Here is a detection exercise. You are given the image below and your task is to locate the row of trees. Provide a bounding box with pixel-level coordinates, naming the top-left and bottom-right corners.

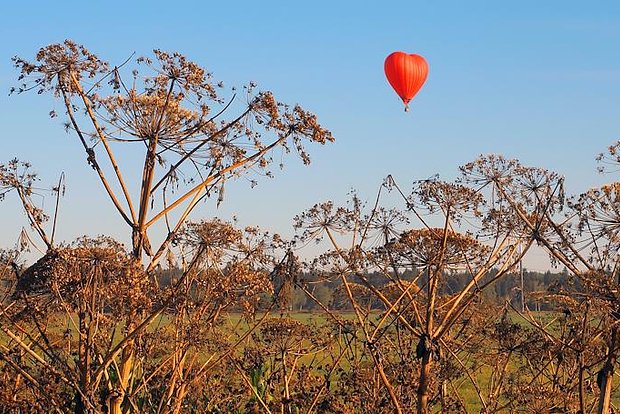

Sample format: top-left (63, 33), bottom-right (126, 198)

top-left (285, 268), bottom-right (573, 312)
top-left (1, 41), bottom-right (620, 413)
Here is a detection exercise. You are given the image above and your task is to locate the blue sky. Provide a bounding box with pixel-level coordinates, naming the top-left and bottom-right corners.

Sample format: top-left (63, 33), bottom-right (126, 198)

top-left (1, 1), bottom-right (619, 269)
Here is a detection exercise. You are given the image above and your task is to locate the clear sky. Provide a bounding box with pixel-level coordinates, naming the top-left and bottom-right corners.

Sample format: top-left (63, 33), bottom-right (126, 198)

top-left (1, 1), bottom-right (619, 270)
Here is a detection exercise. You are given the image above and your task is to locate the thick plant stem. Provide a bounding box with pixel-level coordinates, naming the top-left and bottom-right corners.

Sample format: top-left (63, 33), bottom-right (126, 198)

top-left (597, 327), bottom-right (618, 414)
top-left (578, 352), bottom-right (586, 414)
top-left (109, 323), bottom-right (135, 414)
top-left (417, 351), bottom-right (432, 414)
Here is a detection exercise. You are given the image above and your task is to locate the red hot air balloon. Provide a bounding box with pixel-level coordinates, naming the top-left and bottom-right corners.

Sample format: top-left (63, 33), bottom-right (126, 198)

top-left (384, 52), bottom-right (429, 112)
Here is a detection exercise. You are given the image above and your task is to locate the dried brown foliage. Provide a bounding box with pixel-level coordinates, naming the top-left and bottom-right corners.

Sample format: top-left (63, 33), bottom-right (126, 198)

top-left (4, 40), bottom-right (620, 414)
top-left (3, 40), bottom-right (335, 414)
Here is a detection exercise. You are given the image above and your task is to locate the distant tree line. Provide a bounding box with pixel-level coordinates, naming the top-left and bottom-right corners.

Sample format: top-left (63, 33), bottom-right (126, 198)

top-left (71, 265), bottom-right (577, 314)
top-left (283, 267), bottom-right (576, 312)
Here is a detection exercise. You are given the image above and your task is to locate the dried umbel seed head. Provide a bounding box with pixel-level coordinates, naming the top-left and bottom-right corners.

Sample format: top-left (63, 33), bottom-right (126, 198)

top-left (12, 40), bottom-right (108, 96)
top-left (391, 228), bottom-right (490, 270)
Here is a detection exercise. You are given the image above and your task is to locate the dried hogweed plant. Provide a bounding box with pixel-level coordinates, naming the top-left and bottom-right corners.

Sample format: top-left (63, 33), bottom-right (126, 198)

top-left (3, 40), bottom-right (333, 414)
top-left (12, 40), bottom-right (333, 265)
top-left (289, 156), bottom-right (572, 413)
top-left (460, 149), bottom-right (620, 413)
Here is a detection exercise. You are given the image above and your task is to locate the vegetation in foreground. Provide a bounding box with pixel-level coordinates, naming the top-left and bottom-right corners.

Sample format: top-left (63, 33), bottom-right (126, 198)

top-left (2, 41), bottom-right (620, 413)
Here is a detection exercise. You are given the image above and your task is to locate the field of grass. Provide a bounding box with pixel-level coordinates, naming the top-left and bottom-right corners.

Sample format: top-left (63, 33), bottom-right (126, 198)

top-left (2, 309), bottom-right (620, 412)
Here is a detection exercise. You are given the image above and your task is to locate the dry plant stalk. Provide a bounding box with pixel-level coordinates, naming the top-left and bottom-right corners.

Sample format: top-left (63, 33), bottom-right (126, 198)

top-left (2, 40), bottom-right (333, 414)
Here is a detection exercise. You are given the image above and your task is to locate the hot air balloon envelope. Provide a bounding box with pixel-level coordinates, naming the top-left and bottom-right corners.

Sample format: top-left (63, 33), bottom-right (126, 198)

top-left (384, 52), bottom-right (429, 111)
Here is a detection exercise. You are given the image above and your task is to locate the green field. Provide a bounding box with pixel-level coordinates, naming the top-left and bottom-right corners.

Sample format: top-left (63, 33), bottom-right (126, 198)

top-left (2, 309), bottom-right (619, 412)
